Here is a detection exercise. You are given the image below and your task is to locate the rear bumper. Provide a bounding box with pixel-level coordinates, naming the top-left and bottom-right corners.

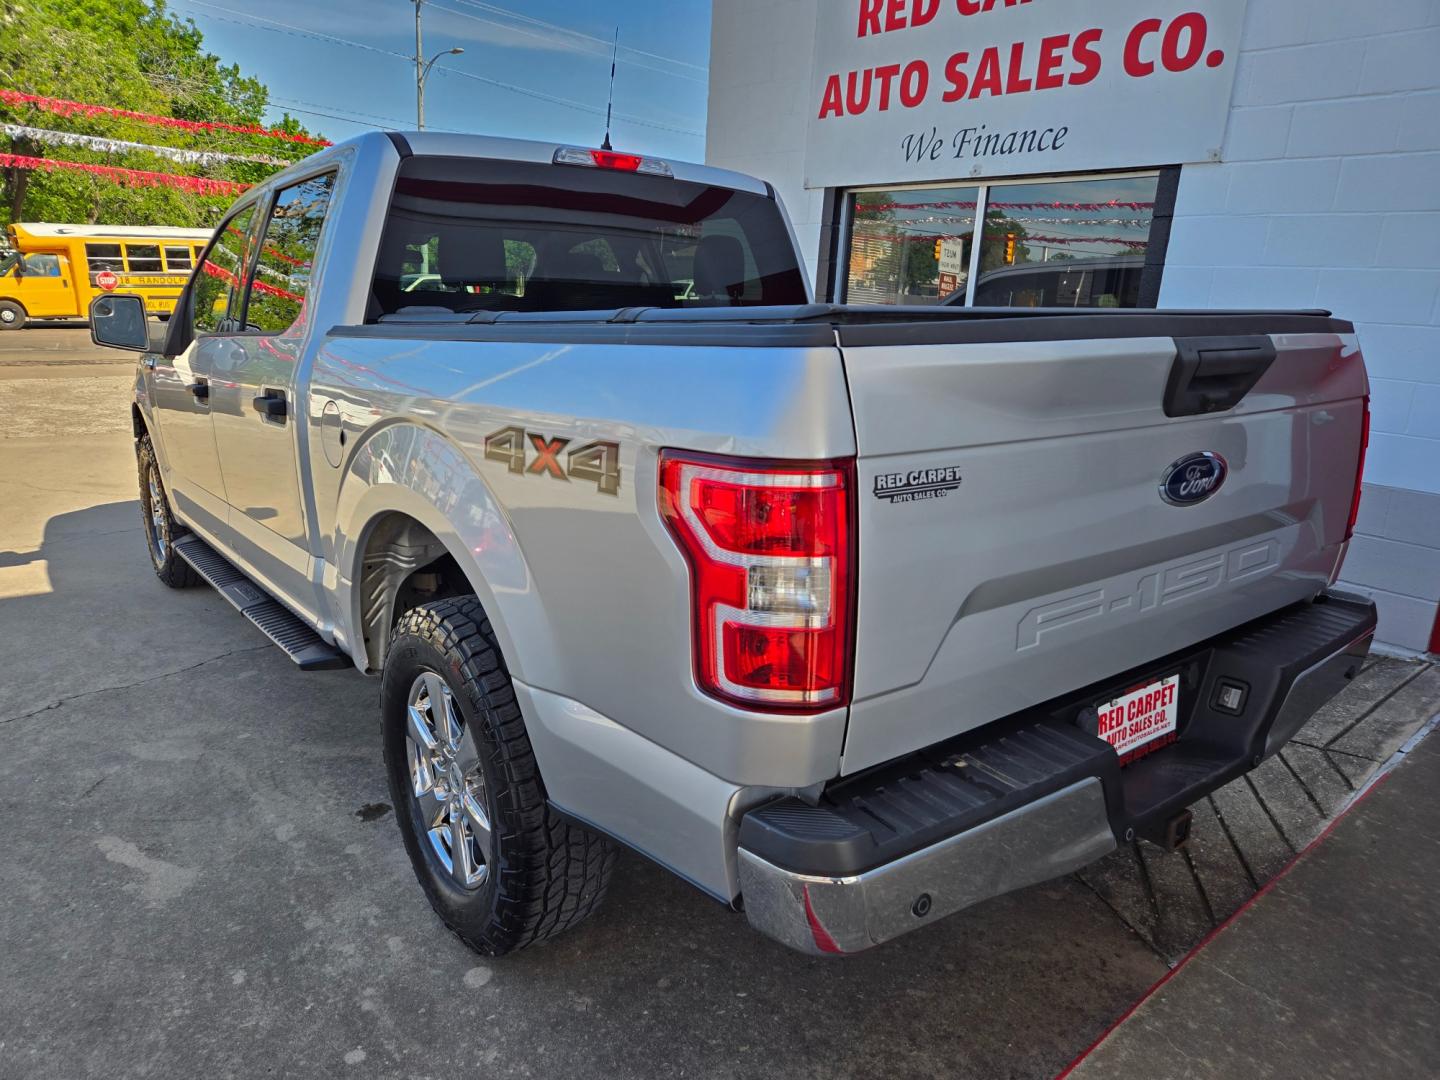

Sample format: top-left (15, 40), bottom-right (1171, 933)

top-left (737, 592), bottom-right (1376, 955)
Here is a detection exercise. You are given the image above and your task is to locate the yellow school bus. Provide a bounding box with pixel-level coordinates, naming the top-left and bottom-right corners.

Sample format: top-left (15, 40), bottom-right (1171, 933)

top-left (0, 223), bottom-right (214, 329)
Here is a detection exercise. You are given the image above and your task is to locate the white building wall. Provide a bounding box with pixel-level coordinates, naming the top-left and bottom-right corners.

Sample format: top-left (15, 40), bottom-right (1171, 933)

top-left (707, 0), bottom-right (1440, 651)
top-left (707, 0), bottom-right (824, 283)
top-left (1158, 1), bottom-right (1440, 651)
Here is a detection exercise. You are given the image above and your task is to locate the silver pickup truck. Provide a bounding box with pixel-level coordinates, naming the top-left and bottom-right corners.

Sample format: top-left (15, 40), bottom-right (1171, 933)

top-left (91, 132), bottom-right (1376, 957)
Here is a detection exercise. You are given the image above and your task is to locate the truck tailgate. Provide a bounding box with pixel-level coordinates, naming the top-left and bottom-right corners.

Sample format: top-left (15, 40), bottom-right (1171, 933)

top-left (840, 322), bottom-right (1366, 773)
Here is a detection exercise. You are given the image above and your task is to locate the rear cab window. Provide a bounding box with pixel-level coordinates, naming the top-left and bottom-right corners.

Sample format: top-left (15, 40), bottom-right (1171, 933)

top-left (369, 156), bottom-right (807, 319)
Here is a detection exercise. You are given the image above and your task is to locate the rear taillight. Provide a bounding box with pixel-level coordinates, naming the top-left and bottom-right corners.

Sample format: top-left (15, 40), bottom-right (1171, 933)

top-left (1345, 395), bottom-right (1370, 541)
top-left (659, 451), bottom-right (854, 712)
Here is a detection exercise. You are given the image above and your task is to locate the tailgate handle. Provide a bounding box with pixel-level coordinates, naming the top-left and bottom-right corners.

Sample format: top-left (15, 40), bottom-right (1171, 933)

top-left (1164, 336), bottom-right (1277, 418)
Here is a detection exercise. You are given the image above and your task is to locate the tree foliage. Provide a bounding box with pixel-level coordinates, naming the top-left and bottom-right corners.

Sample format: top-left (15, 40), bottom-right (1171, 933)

top-left (0, 0), bottom-right (320, 230)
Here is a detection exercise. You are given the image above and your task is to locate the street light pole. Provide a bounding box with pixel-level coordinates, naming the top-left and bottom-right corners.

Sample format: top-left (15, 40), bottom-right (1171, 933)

top-left (414, 0), bottom-right (424, 129)
top-left (412, 0), bottom-right (463, 130)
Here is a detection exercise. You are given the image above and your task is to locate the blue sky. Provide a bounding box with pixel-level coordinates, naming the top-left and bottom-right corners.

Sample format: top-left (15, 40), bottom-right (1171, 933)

top-left (168, 0), bottom-right (712, 159)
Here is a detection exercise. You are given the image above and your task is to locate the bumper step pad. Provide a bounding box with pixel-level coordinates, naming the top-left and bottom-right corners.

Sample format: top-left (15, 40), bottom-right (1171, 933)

top-left (173, 535), bottom-right (348, 671)
top-left (741, 593), bottom-right (1377, 881)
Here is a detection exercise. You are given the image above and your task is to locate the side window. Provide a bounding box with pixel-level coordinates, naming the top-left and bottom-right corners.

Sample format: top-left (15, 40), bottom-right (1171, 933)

top-left (126, 244), bottom-right (163, 273)
top-left (243, 172), bottom-right (336, 334)
top-left (193, 206), bottom-right (255, 336)
top-left (163, 246), bottom-right (193, 272)
top-left (85, 243), bottom-right (122, 273)
top-left (22, 253), bottom-right (62, 277)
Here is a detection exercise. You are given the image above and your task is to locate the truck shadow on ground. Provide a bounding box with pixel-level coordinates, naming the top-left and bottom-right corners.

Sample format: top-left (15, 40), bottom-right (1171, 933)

top-left (7, 499), bottom-right (1431, 1078)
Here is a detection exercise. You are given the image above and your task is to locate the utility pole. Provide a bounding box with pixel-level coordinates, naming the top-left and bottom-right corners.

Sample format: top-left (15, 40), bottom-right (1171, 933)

top-left (414, 0), bottom-right (424, 130)
top-left (412, 0), bottom-right (463, 131)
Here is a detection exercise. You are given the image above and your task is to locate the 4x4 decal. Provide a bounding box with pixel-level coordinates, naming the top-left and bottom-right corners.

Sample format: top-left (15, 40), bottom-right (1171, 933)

top-left (483, 425), bottom-right (621, 496)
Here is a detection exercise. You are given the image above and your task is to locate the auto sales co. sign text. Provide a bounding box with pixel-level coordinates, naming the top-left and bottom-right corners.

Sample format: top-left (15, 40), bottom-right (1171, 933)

top-left (804, 0), bottom-right (1249, 187)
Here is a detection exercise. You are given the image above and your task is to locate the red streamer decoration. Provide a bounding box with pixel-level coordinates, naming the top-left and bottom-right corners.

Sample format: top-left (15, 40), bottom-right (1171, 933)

top-left (863, 199), bottom-right (1155, 213)
top-left (202, 258), bottom-right (304, 303)
top-left (0, 152), bottom-right (251, 196)
top-left (0, 89), bottom-right (331, 146)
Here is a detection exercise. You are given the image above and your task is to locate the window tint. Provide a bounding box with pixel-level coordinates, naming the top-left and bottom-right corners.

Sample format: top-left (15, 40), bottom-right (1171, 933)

top-left (370, 156), bottom-right (807, 319)
top-left (85, 243), bottom-right (122, 274)
top-left (193, 206), bottom-right (255, 336)
top-left (973, 176), bottom-right (1158, 309)
top-left (126, 244), bottom-right (162, 273)
top-left (163, 245), bottom-right (193, 271)
top-left (244, 172), bottom-right (336, 334)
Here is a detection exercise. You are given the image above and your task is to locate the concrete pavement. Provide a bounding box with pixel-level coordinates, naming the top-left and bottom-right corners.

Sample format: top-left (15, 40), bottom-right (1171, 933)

top-left (0, 327), bottom-right (1435, 1079)
top-left (1065, 723), bottom-right (1440, 1079)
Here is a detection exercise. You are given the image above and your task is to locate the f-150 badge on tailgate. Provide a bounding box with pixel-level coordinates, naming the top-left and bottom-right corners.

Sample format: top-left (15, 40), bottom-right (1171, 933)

top-left (873, 465), bottom-right (963, 504)
top-left (1160, 452), bottom-right (1227, 506)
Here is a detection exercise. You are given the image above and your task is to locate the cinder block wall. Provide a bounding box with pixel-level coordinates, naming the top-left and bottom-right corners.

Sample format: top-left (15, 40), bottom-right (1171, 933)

top-left (708, 1), bottom-right (1440, 653)
top-left (1159, 2), bottom-right (1440, 652)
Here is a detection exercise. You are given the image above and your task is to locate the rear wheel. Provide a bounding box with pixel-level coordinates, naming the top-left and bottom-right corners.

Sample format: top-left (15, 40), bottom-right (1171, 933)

top-left (0, 300), bottom-right (26, 330)
top-left (381, 597), bottom-right (615, 956)
top-left (136, 434), bottom-right (200, 588)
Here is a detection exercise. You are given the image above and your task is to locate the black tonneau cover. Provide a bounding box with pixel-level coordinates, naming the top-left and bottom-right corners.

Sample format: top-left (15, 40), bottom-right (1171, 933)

top-left (336, 304), bottom-right (1353, 349)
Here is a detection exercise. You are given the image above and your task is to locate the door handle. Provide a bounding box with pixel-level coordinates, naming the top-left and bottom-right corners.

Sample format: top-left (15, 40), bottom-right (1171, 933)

top-left (253, 391), bottom-right (287, 420)
top-left (188, 380), bottom-right (209, 401)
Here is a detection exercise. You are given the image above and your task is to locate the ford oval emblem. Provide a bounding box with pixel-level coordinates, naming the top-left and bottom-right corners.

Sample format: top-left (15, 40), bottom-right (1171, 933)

top-left (1160, 452), bottom-right (1228, 506)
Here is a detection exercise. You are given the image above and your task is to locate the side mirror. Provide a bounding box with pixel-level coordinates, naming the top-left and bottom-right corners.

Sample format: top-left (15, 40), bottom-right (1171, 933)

top-left (90, 295), bottom-right (149, 352)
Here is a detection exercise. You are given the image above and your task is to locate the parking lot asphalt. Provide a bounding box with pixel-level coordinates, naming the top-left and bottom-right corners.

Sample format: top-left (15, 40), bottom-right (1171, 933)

top-left (0, 328), bottom-right (1435, 1079)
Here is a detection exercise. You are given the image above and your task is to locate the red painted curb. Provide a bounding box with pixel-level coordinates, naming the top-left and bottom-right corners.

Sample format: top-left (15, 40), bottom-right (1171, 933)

top-left (1053, 771), bottom-right (1395, 1079)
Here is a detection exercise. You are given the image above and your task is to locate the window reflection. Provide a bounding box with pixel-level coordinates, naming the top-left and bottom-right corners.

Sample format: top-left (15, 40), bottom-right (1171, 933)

top-left (846, 186), bottom-right (978, 306)
top-left (845, 173), bottom-right (1160, 309)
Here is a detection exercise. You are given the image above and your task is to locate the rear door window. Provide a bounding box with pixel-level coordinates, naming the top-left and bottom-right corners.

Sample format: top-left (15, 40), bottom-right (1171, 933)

top-left (241, 171), bottom-right (337, 334)
top-left (370, 156), bottom-right (807, 318)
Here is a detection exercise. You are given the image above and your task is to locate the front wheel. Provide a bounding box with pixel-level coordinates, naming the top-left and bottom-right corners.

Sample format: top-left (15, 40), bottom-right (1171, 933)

top-left (136, 434), bottom-right (200, 588)
top-left (0, 300), bottom-right (26, 330)
top-left (381, 597), bottom-right (615, 956)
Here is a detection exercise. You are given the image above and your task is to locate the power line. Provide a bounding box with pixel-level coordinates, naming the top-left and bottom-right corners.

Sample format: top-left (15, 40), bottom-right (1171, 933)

top-left (429, 0), bottom-right (706, 84)
top-left (172, 0), bottom-right (701, 137)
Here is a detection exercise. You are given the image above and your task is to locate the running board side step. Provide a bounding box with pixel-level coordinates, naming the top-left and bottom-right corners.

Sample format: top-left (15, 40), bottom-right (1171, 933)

top-left (173, 535), bottom-right (349, 671)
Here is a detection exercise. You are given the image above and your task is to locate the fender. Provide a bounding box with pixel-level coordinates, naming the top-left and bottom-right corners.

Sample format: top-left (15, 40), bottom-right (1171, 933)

top-left (329, 421), bottom-right (543, 681)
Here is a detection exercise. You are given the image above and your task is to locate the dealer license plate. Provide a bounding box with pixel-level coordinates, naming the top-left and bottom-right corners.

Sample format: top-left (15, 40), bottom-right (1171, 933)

top-left (1095, 673), bottom-right (1180, 765)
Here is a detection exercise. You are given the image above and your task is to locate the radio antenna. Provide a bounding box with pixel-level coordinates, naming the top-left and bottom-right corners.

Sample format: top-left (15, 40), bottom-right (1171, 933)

top-left (601, 27), bottom-right (618, 151)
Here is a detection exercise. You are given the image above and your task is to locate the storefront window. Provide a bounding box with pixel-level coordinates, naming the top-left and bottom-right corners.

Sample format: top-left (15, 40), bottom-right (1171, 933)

top-left (846, 185), bottom-right (978, 306)
top-left (844, 173), bottom-right (1160, 309)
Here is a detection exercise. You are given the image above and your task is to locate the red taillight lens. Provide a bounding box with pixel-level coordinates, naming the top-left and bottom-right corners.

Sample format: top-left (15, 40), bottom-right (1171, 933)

top-left (659, 452), bottom-right (854, 712)
top-left (1345, 395), bottom-right (1370, 541)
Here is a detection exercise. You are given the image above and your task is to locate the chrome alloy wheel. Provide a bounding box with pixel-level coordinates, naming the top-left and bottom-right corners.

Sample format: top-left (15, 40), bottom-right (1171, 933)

top-left (406, 672), bottom-right (492, 889)
top-left (143, 463), bottom-right (169, 562)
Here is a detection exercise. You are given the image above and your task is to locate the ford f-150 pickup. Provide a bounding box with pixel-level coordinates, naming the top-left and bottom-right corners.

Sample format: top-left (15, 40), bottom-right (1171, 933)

top-left (90, 131), bottom-right (1376, 957)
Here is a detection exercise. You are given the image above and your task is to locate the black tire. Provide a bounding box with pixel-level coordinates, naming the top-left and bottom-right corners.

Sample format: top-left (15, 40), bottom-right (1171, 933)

top-left (136, 434), bottom-right (200, 588)
top-left (382, 597), bottom-right (615, 956)
top-left (0, 299), bottom-right (26, 330)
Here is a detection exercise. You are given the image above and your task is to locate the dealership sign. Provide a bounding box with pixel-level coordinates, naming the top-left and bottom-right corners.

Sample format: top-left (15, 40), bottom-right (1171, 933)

top-left (805, 0), bottom-right (1249, 188)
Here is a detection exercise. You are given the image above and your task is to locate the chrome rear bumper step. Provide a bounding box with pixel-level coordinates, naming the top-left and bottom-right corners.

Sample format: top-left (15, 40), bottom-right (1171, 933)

top-left (173, 535), bottom-right (348, 671)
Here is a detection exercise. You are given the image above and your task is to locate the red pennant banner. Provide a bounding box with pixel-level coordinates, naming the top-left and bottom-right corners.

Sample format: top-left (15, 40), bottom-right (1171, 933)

top-left (0, 89), bottom-right (331, 146)
top-left (0, 152), bottom-right (252, 196)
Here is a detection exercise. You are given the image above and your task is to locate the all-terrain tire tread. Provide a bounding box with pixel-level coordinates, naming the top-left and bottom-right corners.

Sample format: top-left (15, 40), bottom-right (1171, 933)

top-left (389, 597), bottom-right (616, 954)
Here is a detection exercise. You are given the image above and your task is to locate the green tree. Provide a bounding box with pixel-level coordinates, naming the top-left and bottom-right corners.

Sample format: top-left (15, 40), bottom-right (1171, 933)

top-left (0, 0), bottom-right (319, 228)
